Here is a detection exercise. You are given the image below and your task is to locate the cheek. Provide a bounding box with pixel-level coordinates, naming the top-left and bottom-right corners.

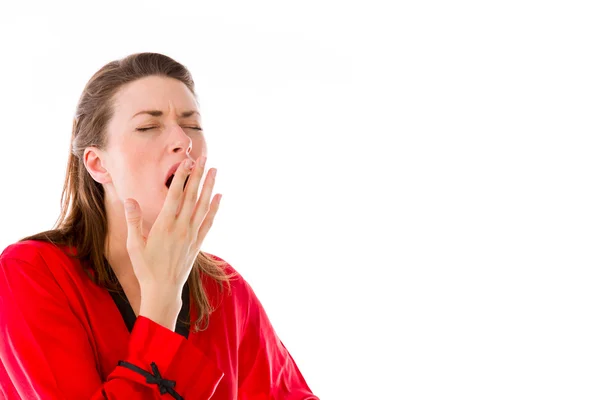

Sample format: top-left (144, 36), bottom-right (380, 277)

top-left (117, 158), bottom-right (153, 194)
top-left (190, 138), bottom-right (207, 159)
top-left (121, 147), bottom-right (152, 174)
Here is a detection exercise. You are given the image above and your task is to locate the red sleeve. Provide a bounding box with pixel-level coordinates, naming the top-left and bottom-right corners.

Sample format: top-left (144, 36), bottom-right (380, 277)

top-left (0, 255), bottom-right (224, 399)
top-left (237, 277), bottom-right (319, 400)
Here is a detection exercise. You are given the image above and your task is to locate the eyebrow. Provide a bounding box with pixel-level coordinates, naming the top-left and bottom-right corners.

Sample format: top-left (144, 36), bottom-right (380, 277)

top-left (131, 110), bottom-right (200, 119)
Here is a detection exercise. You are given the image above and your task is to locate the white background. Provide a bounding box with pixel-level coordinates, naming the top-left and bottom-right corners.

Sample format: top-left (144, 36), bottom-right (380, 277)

top-left (0, 1), bottom-right (599, 399)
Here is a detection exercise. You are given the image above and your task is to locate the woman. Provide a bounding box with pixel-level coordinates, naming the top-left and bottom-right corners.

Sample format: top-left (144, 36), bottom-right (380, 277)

top-left (0, 52), bottom-right (318, 399)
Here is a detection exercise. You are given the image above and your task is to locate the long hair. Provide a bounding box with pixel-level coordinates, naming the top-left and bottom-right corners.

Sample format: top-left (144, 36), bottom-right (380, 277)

top-left (19, 52), bottom-right (236, 333)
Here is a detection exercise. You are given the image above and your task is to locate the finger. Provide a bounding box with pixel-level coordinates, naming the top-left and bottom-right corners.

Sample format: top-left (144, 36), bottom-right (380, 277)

top-left (123, 198), bottom-right (144, 254)
top-left (177, 155), bottom-right (207, 223)
top-left (161, 158), bottom-right (195, 221)
top-left (195, 194), bottom-right (222, 244)
top-left (191, 167), bottom-right (217, 230)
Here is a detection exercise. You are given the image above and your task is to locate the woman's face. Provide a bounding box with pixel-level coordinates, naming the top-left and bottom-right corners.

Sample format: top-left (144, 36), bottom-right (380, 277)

top-left (85, 75), bottom-right (207, 233)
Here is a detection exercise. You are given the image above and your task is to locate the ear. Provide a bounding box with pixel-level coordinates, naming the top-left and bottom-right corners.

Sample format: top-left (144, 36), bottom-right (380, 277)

top-left (83, 147), bottom-right (111, 184)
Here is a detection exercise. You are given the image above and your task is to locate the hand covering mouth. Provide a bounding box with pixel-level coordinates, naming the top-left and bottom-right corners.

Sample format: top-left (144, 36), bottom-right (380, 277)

top-left (165, 161), bottom-right (192, 190)
top-left (165, 173), bottom-right (190, 190)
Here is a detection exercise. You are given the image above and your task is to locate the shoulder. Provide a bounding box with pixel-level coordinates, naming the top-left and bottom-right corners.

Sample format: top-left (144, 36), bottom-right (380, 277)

top-left (0, 241), bottom-right (71, 306)
top-left (0, 240), bottom-right (67, 266)
top-left (0, 239), bottom-right (80, 286)
top-left (201, 251), bottom-right (255, 304)
top-left (202, 251), bottom-right (243, 281)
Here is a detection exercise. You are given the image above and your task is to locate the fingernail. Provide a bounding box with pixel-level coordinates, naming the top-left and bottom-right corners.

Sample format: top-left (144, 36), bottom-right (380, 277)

top-left (185, 159), bottom-right (194, 169)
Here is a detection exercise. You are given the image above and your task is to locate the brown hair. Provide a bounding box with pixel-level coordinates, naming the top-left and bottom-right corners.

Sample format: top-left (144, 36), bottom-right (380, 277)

top-left (19, 52), bottom-right (236, 333)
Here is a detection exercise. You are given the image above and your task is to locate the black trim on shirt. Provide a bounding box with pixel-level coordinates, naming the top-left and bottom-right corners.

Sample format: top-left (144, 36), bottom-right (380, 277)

top-left (104, 256), bottom-right (190, 339)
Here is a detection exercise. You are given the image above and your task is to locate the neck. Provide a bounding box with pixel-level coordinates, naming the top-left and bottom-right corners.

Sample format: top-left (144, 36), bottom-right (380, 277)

top-left (103, 195), bottom-right (143, 315)
top-left (104, 194), bottom-right (138, 285)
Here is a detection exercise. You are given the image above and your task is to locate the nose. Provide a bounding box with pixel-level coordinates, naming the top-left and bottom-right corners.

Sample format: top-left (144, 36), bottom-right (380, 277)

top-left (168, 125), bottom-right (193, 155)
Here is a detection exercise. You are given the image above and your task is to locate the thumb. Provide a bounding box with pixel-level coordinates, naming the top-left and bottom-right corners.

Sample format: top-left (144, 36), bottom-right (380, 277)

top-left (124, 199), bottom-right (144, 251)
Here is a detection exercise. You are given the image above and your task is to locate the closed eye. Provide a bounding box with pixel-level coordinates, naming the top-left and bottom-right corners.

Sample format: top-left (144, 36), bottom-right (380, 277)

top-left (136, 126), bottom-right (203, 132)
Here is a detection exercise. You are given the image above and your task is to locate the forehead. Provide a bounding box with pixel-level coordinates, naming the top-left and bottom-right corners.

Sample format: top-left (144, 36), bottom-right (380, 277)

top-left (112, 75), bottom-right (198, 118)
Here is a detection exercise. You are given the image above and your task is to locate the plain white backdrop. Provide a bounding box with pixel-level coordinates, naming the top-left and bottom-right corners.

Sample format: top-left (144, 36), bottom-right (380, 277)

top-left (0, 1), bottom-right (599, 399)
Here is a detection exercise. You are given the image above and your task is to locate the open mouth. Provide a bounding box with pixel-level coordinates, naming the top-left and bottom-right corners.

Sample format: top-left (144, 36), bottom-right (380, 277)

top-left (165, 174), bottom-right (190, 190)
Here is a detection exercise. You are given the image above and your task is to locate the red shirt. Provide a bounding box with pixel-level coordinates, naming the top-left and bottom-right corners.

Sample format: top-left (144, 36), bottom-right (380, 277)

top-left (0, 240), bottom-right (318, 399)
